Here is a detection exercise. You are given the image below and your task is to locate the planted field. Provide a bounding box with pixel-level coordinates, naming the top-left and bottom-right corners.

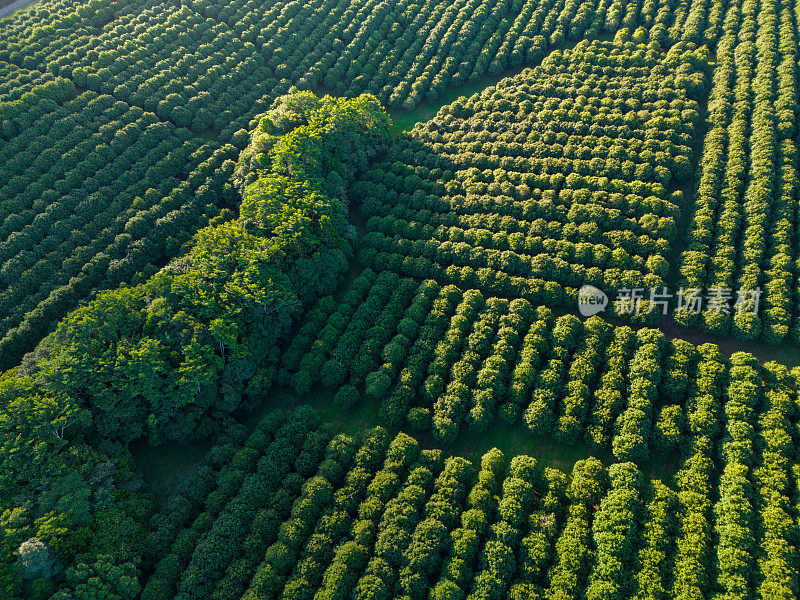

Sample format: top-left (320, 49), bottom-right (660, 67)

top-left (357, 40), bottom-right (704, 322)
top-left (0, 0), bottom-right (643, 144)
top-left (2, 0), bottom-right (800, 598)
top-left (135, 388), bottom-right (799, 600)
top-left (0, 87), bottom-right (237, 367)
top-left (279, 270), bottom-right (795, 470)
top-left (677, 0), bottom-right (800, 343)
top-left (0, 0), bottom-right (775, 363)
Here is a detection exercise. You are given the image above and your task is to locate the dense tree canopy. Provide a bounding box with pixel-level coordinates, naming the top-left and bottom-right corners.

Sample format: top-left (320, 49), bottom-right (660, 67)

top-left (1, 92), bottom-right (390, 445)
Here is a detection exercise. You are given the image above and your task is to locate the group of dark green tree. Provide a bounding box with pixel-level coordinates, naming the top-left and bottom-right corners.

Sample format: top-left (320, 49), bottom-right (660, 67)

top-left (677, 0), bottom-right (800, 344)
top-left (0, 0), bottom-right (777, 373)
top-left (133, 389), bottom-right (800, 600)
top-left (0, 92), bottom-right (390, 598)
top-left (355, 39), bottom-right (707, 323)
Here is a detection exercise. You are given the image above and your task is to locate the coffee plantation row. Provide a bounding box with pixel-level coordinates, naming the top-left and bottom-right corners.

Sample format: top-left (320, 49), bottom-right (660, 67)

top-left (3, 0), bottom-right (800, 597)
top-left (1, 0), bottom-right (798, 363)
top-left (126, 391), bottom-right (800, 600)
top-left (355, 39), bottom-right (704, 324)
top-left (278, 269), bottom-right (797, 467)
top-left (677, 0), bottom-right (800, 343)
top-left (0, 0), bottom-right (709, 131)
top-left (0, 0), bottom-right (652, 142)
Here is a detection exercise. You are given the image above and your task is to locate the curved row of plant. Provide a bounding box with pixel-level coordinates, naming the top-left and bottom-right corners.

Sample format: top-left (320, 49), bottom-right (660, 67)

top-left (0, 0), bottom-right (716, 144)
top-left (140, 378), bottom-right (799, 600)
top-left (0, 92), bottom-right (391, 444)
top-left (0, 89), bottom-right (239, 368)
top-left (280, 264), bottom-right (800, 472)
top-left (354, 39), bottom-right (708, 325)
